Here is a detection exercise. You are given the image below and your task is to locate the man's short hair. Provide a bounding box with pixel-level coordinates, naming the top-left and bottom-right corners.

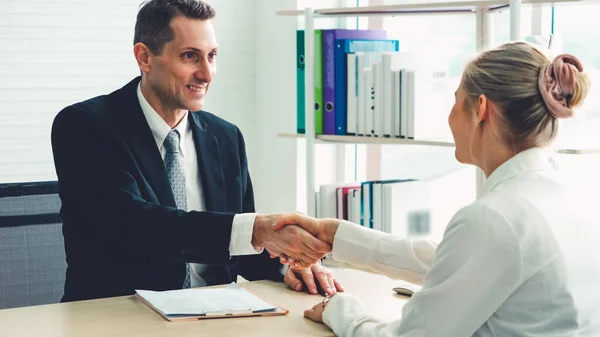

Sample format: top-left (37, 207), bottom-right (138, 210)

top-left (134, 0), bottom-right (216, 56)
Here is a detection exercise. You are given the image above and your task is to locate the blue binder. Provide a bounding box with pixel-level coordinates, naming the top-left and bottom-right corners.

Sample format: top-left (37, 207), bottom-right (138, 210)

top-left (361, 178), bottom-right (414, 229)
top-left (334, 39), bottom-right (399, 135)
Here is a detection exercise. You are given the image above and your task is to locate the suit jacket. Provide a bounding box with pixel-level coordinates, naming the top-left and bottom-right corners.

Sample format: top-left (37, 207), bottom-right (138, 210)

top-left (51, 77), bottom-right (283, 302)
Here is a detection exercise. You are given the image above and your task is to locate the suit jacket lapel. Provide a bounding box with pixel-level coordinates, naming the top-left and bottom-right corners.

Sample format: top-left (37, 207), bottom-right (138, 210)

top-left (117, 78), bottom-right (176, 208)
top-left (189, 113), bottom-right (226, 212)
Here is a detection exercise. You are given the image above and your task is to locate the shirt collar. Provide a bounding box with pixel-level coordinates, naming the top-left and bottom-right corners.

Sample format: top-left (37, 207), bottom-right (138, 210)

top-left (137, 82), bottom-right (189, 157)
top-left (479, 147), bottom-right (557, 197)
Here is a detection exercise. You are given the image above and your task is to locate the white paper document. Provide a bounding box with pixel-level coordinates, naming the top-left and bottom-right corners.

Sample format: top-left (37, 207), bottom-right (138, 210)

top-left (135, 283), bottom-right (276, 317)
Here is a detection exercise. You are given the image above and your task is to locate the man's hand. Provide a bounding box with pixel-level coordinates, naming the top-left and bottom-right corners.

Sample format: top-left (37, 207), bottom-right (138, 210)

top-left (284, 263), bottom-right (344, 296)
top-left (272, 213), bottom-right (341, 246)
top-left (268, 213), bottom-right (341, 266)
top-left (252, 213), bottom-right (331, 267)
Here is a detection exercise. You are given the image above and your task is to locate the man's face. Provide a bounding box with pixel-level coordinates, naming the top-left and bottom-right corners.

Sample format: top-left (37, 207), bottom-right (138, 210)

top-left (146, 16), bottom-right (218, 113)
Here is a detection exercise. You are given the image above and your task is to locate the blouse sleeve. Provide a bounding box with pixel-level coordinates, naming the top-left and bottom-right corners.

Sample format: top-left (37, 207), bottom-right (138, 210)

top-left (323, 204), bottom-right (523, 337)
top-left (330, 220), bottom-right (438, 285)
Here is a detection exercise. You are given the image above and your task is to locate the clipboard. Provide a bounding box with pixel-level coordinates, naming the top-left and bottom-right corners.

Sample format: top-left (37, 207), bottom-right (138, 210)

top-left (135, 284), bottom-right (289, 321)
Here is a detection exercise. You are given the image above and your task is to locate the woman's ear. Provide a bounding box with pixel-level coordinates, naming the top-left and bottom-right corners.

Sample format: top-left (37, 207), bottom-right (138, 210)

top-left (476, 94), bottom-right (489, 127)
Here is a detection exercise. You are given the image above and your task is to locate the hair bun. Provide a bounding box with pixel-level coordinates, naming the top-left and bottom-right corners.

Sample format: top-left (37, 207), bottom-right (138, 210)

top-left (538, 54), bottom-right (584, 118)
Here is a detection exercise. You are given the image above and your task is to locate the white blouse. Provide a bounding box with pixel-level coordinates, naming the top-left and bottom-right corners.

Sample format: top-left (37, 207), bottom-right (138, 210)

top-left (322, 147), bottom-right (600, 337)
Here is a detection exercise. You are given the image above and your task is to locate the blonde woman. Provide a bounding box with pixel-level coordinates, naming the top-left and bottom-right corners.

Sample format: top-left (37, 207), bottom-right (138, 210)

top-left (276, 42), bottom-right (599, 336)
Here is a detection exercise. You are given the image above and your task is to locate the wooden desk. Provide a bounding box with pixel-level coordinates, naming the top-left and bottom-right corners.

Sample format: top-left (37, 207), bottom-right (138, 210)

top-left (0, 267), bottom-right (408, 337)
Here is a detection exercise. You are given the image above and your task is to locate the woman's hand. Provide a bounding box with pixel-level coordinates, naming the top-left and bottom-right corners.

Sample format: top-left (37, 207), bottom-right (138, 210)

top-left (304, 295), bottom-right (334, 323)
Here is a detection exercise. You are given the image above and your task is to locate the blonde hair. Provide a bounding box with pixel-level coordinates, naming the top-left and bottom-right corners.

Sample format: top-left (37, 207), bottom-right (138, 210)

top-left (461, 42), bottom-right (591, 151)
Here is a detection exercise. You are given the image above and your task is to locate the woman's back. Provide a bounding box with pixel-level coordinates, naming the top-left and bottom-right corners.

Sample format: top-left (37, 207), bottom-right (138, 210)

top-left (319, 148), bottom-right (600, 337)
top-left (471, 148), bottom-right (600, 336)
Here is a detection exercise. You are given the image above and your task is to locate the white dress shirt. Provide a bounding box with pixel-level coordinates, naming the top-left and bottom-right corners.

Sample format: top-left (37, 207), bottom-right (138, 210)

top-left (323, 147), bottom-right (600, 337)
top-left (136, 84), bottom-right (260, 287)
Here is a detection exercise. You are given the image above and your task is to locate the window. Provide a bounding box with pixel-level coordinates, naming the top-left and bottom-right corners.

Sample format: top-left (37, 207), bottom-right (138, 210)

top-left (550, 3), bottom-right (600, 204)
top-left (491, 4), bottom-right (535, 47)
top-left (551, 4), bottom-right (600, 152)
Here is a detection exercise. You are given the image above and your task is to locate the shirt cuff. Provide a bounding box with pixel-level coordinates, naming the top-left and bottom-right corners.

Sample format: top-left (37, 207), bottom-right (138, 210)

top-left (323, 293), bottom-right (372, 335)
top-left (230, 213), bottom-right (263, 256)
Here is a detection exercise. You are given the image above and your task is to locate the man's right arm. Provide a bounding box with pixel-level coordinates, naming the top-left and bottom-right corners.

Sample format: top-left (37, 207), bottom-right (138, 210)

top-left (52, 106), bottom-right (330, 266)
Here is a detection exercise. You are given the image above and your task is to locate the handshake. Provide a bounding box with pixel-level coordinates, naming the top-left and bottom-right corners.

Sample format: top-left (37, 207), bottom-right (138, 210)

top-left (251, 213), bottom-right (341, 268)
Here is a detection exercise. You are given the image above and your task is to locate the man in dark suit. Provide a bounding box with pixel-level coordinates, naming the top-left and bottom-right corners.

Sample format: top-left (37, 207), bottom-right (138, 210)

top-left (51, 0), bottom-right (342, 302)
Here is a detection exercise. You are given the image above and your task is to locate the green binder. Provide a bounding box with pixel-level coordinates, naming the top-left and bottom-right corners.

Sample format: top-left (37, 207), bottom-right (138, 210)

top-left (296, 30), bottom-right (323, 135)
top-left (314, 29), bottom-right (323, 134)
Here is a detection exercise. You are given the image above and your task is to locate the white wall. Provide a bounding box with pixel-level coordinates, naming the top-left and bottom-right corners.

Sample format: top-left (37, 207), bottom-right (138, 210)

top-left (0, 0), bottom-right (261, 182)
top-left (203, 0), bottom-right (256, 151)
top-left (0, 0), bottom-right (141, 182)
top-left (0, 0), bottom-right (300, 212)
top-left (252, 0), bottom-right (298, 213)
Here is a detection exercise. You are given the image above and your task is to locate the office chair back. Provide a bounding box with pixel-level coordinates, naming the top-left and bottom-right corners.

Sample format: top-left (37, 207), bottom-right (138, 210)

top-left (0, 181), bottom-right (65, 309)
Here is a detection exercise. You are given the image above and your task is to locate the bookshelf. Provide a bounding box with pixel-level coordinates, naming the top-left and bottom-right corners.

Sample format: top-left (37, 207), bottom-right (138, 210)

top-left (277, 0), bottom-right (595, 216)
top-left (278, 133), bottom-right (598, 154)
top-left (277, 132), bottom-right (455, 147)
top-left (278, 0), bottom-right (584, 16)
